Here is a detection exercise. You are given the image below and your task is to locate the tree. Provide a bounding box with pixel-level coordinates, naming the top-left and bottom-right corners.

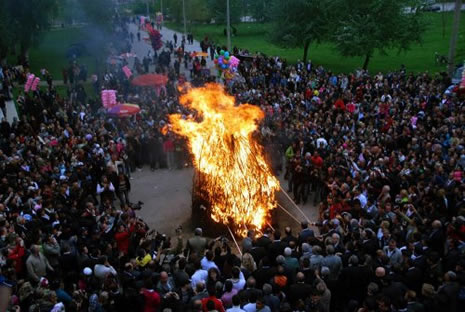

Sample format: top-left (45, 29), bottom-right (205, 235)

top-left (59, 0), bottom-right (86, 25)
top-left (187, 0), bottom-right (212, 23)
top-left (0, 2), bottom-right (13, 61)
top-left (5, 0), bottom-right (58, 62)
top-left (208, 0), bottom-right (242, 24)
top-left (80, 0), bottom-right (115, 31)
top-left (269, 0), bottom-right (335, 63)
top-left (332, 0), bottom-right (426, 70)
top-left (245, 0), bottom-right (271, 22)
top-left (165, 0), bottom-right (211, 24)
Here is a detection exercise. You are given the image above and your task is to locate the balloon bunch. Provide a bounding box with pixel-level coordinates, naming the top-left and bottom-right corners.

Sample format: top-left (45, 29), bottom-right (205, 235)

top-left (122, 66), bottom-right (132, 79)
top-left (214, 50), bottom-right (240, 81)
top-left (146, 23), bottom-right (163, 51)
top-left (214, 50), bottom-right (231, 71)
top-left (229, 56), bottom-right (240, 71)
top-left (101, 90), bottom-right (117, 109)
top-left (25, 74), bottom-right (40, 92)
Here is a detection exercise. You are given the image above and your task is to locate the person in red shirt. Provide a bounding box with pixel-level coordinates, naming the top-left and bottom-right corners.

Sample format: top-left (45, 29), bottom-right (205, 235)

top-left (163, 137), bottom-right (175, 170)
top-left (346, 101), bottom-right (356, 113)
top-left (334, 98), bottom-right (345, 111)
top-left (114, 223), bottom-right (135, 256)
top-left (141, 280), bottom-right (161, 312)
top-left (311, 151), bottom-right (323, 169)
top-left (201, 286), bottom-right (225, 312)
top-left (8, 237), bottom-right (25, 274)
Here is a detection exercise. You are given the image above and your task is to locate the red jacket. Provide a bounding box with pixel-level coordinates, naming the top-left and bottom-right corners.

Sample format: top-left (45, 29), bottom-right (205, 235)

top-left (142, 289), bottom-right (161, 312)
top-left (334, 98), bottom-right (345, 110)
top-left (114, 224), bottom-right (135, 255)
top-left (163, 140), bottom-right (174, 153)
top-left (201, 296), bottom-right (225, 312)
top-left (115, 231), bottom-right (130, 255)
top-left (8, 244), bottom-right (25, 273)
top-left (311, 155), bottom-right (323, 169)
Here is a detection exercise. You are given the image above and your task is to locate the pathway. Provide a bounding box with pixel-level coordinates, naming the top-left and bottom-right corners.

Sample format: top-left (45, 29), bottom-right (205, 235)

top-left (0, 100), bottom-right (19, 124)
top-left (127, 23), bottom-right (216, 76)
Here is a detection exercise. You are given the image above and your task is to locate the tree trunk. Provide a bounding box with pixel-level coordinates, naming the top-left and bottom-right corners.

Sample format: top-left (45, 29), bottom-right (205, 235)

top-left (0, 47), bottom-right (8, 65)
top-left (362, 52), bottom-right (371, 70)
top-left (19, 43), bottom-right (29, 66)
top-left (303, 40), bottom-right (310, 63)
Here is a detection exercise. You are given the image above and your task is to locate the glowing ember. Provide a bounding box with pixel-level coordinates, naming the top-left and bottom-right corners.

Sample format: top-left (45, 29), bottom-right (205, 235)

top-left (168, 84), bottom-right (280, 236)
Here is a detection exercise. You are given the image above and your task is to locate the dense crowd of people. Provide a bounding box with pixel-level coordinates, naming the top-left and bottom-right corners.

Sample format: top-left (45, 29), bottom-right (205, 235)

top-left (0, 12), bottom-right (465, 312)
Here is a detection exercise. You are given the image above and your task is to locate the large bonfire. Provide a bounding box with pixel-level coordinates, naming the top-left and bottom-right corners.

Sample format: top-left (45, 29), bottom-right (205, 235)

top-left (168, 84), bottom-right (280, 236)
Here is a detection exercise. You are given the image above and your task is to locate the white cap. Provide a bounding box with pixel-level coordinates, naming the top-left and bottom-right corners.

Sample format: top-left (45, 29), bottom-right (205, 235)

top-left (83, 267), bottom-right (92, 276)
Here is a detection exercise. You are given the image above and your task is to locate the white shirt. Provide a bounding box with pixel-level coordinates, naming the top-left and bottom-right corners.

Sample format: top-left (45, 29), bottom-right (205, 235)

top-left (356, 193), bottom-right (367, 209)
top-left (201, 257), bottom-right (219, 272)
top-left (227, 306), bottom-right (245, 312)
top-left (94, 264), bottom-right (117, 280)
top-left (96, 182), bottom-right (115, 194)
top-left (316, 138), bottom-right (327, 148)
top-left (243, 303), bottom-right (256, 312)
top-left (231, 271), bottom-right (246, 292)
top-left (191, 269), bottom-right (208, 289)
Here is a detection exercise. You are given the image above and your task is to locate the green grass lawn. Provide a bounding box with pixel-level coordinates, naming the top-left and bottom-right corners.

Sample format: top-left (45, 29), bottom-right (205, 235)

top-left (166, 11), bottom-right (465, 73)
top-left (8, 26), bottom-right (99, 79)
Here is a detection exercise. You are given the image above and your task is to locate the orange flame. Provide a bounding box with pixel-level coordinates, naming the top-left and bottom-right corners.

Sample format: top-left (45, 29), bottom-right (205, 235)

top-left (168, 84), bottom-right (280, 236)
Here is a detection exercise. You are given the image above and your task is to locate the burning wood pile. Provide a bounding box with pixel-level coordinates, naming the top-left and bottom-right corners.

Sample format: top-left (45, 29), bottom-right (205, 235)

top-left (168, 84), bottom-right (280, 237)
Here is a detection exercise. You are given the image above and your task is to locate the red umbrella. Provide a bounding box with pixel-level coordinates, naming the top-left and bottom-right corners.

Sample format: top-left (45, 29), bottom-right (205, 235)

top-left (107, 104), bottom-right (141, 117)
top-left (131, 74), bottom-right (169, 87)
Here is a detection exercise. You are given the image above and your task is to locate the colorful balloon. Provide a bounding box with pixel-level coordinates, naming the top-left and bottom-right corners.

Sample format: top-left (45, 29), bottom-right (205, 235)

top-left (224, 52), bottom-right (229, 58)
top-left (229, 56), bottom-right (240, 68)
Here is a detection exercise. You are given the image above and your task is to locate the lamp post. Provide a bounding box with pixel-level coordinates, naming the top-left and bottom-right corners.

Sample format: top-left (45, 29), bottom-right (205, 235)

top-left (146, 0), bottom-right (149, 17)
top-left (226, 0), bottom-right (231, 51)
top-left (161, 0), bottom-right (163, 27)
top-left (183, 0), bottom-right (187, 36)
top-left (448, 0), bottom-right (462, 76)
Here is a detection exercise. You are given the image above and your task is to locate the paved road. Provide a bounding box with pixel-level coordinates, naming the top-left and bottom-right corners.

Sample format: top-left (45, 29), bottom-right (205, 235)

top-left (128, 22), bottom-right (216, 76)
top-left (131, 165), bottom-right (319, 241)
top-left (0, 100), bottom-right (19, 124)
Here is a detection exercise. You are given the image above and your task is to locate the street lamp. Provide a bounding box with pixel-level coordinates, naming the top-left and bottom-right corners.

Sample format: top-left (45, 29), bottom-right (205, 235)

top-left (183, 0), bottom-right (187, 36)
top-left (161, 0), bottom-right (163, 27)
top-left (226, 0), bottom-right (231, 51)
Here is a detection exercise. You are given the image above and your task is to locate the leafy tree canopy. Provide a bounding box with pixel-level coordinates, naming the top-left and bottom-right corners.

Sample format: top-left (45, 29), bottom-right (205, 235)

top-left (4, 0), bottom-right (58, 58)
top-left (332, 0), bottom-right (427, 69)
top-left (208, 0), bottom-right (242, 24)
top-left (269, 0), bottom-right (336, 62)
